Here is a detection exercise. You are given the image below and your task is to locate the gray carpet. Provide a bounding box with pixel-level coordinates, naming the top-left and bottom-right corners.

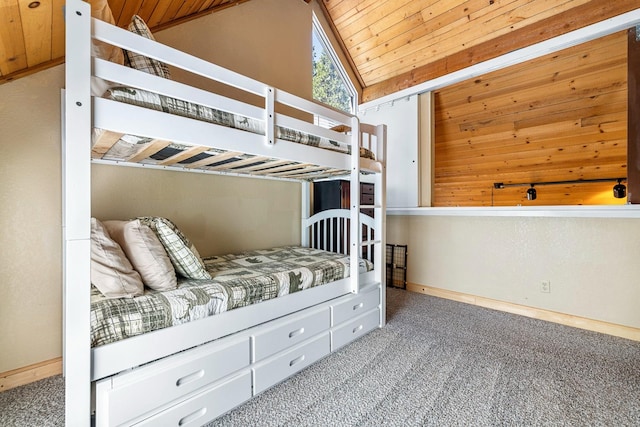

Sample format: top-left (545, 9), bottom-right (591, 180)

top-left (0, 374), bottom-right (64, 426)
top-left (1, 288), bottom-right (639, 426)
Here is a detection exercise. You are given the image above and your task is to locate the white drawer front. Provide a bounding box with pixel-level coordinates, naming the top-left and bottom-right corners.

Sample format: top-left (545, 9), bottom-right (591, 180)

top-left (133, 370), bottom-right (252, 427)
top-left (252, 308), bottom-right (330, 362)
top-left (253, 332), bottom-right (330, 395)
top-left (331, 285), bottom-right (380, 326)
top-left (331, 308), bottom-right (380, 351)
top-left (100, 337), bottom-right (250, 426)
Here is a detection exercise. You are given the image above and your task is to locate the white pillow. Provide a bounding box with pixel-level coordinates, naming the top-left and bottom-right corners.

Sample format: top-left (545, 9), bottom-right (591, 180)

top-left (91, 218), bottom-right (143, 298)
top-left (104, 220), bottom-right (177, 291)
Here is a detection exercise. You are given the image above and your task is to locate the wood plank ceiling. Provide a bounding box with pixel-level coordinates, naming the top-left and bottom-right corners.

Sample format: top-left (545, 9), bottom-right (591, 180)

top-left (0, 0), bottom-right (250, 84)
top-left (320, 0), bottom-right (640, 103)
top-left (1, 0), bottom-right (638, 96)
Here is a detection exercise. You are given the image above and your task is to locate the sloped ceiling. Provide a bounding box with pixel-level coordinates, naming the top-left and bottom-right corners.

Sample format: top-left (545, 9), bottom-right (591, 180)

top-left (319, 0), bottom-right (639, 103)
top-left (0, 0), bottom-right (638, 101)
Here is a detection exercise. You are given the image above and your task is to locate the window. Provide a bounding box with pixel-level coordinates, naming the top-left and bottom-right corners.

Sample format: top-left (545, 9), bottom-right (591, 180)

top-left (312, 14), bottom-right (356, 115)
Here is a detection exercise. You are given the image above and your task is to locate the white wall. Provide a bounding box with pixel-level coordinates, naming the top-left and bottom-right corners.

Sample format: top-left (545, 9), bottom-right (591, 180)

top-left (0, 66), bottom-right (65, 372)
top-left (359, 95), bottom-right (420, 208)
top-left (92, 165), bottom-right (300, 257)
top-left (388, 215), bottom-right (640, 329)
top-left (0, 0), bottom-right (314, 373)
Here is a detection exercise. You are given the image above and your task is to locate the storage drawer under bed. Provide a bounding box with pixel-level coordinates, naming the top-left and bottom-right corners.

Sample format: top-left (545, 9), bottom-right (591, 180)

top-left (331, 284), bottom-right (380, 326)
top-left (95, 336), bottom-right (250, 426)
top-left (331, 308), bottom-right (380, 351)
top-left (252, 332), bottom-right (331, 395)
top-left (251, 306), bottom-right (330, 362)
top-left (132, 370), bottom-right (252, 427)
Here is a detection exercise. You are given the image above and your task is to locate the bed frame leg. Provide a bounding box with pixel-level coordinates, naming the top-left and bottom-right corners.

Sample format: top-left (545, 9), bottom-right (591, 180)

top-left (64, 1), bottom-right (93, 425)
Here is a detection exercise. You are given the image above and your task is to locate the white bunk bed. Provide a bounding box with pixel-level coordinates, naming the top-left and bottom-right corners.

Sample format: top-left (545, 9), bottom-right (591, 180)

top-left (63, 2), bottom-right (386, 426)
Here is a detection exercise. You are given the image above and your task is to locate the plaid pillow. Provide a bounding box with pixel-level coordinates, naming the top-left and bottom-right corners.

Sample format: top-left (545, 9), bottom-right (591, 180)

top-left (138, 217), bottom-right (211, 280)
top-left (124, 15), bottom-right (172, 80)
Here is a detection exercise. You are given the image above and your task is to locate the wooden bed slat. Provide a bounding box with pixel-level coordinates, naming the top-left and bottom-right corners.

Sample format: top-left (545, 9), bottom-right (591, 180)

top-left (159, 145), bottom-right (210, 166)
top-left (91, 131), bottom-right (126, 159)
top-left (126, 139), bottom-right (172, 162)
top-left (251, 162), bottom-right (313, 175)
top-left (206, 155), bottom-right (270, 171)
top-left (236, 159), bottom-right (293, 172)
top-left (272, 166), bottom-right (329, 177)
top-left (230, 157), bottom-right (279, 172)
top-left (186, 150), bottom-right (242, 168)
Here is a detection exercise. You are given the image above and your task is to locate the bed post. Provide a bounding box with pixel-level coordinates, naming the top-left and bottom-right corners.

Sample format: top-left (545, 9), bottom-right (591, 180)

top-left (301, 181), bottom-right (311, 247)
top-left (376, 124), bottom-right (387, 326)
top-left (64, 1), bottom-right (92, 425)
top-left (350, 116), bottom-right (361, 294)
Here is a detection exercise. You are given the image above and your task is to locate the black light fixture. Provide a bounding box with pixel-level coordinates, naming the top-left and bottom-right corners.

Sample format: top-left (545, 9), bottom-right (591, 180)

top-left (493, 178), bottom-right (627, 201)
top-left (613, 179), bottom-right (626, 199)
top-left (526, 184), bottom-right (536, 200)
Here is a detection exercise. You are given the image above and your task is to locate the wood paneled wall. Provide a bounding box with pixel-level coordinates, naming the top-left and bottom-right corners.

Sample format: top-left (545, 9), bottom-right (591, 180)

top-left (431, 32), bottom-right (628, 207)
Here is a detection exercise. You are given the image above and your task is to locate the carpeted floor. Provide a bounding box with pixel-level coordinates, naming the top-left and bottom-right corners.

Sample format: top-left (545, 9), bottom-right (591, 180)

top-left (2, 288), bottom-right (639, 426)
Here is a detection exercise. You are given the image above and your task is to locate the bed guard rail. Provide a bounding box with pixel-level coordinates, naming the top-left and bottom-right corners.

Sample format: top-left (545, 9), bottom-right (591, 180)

top-left (89, 18), bottom-right (376, 164)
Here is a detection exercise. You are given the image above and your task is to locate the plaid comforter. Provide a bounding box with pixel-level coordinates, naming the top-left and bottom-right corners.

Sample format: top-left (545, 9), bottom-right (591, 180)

top-left (90, 246), bottom-right (372, 347)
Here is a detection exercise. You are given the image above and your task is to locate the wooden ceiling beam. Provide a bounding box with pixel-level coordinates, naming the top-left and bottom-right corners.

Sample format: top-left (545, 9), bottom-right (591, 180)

top-left (361, 0), bottom-right (640, 103)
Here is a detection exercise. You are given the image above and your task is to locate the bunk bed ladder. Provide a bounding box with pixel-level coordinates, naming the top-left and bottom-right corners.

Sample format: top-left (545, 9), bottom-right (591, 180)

top-left (374, 123), bottom-right (387, 327)
top-left (349, 115), bottom-right (361, 294)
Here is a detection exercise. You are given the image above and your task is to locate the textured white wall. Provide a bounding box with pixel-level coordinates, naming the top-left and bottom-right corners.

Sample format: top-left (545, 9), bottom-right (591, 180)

top-left (92, 165), bottom-right (300, 257)
top-left (388, 215), bottom-right (640, 329)
top-left (0, 66), bottom-right (65, 372)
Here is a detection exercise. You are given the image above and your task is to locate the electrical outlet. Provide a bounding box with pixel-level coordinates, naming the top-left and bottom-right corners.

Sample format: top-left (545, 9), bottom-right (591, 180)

top-left (541, 280), bottom-right (551, 293)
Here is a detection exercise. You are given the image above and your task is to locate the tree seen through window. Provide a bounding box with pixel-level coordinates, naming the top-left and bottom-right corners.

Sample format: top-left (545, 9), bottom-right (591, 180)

top-left (312, 20), bottom-right (355, 114)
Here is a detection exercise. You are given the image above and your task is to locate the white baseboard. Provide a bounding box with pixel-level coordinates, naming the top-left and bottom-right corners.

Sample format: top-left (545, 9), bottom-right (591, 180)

top-left (406, 283), bottom-right (640, 342)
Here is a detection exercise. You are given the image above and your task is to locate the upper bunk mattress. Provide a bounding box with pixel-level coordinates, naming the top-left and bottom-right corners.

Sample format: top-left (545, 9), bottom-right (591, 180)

top-left (95, 87), bottom-right (375, 167)
top-left (90, 246), bottom-right (373, 348)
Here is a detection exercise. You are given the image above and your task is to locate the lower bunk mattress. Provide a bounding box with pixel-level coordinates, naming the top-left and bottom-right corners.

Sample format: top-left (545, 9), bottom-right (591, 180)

top-left (90, 246), bottom-right (373, 348)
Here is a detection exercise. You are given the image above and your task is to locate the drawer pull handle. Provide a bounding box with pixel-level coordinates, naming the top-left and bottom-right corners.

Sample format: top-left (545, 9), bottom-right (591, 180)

top-left (289, 327), bottom-right (305, 338)
top-left (176, 369), bottom-right (205, 387)
top-left (353, 302), bottom-right (364, 311)
top-left (178, 407), bottom-right (207, 426)
top-left (289, 354), bottom-right (305, 367)
top-left (352, 325), bottom-right (364, 334)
